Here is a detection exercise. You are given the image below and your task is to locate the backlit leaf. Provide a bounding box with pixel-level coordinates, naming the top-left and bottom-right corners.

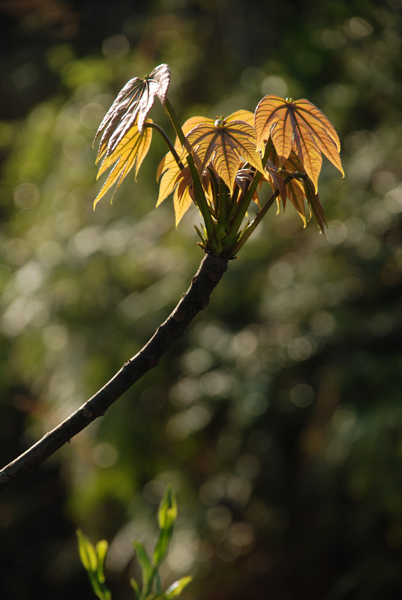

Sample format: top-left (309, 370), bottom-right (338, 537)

top-left (235, 168), bottom-right (261, 207)
top-left (227, 109), bottom-right (255, 128)
top-left (265, 147), bottom-right (327, 231)
top-left (95, 540), bottom-right (109, 584)
top-left (94, 119), bottom-right (153, 208)
top-left (285, 177), bottom-right (308, 227)
top-left (255, 95), bottom-right (344, 191)
top-left (77, 529), bottom-right (97, 573)
top-left (157, 485), bottom-right (177, 530)
top-left (173, 167), bottom-right (195, 225)
top-left (265, 161), bottom-right (287, 205)
top-left (94, 63), bottom-right (170, 160)
top-left (185, 111), bottom-right (263, 192)
top-left (165, 576), bottom-right (193, 598)
top-left (157, 138), bottom-right (213, 226)
top-left (156, 151), bottom-right (181, 206)
top-left (181, 115), bottom-right (210, 137)
top-left (302, 176), bottom-right (327, 233)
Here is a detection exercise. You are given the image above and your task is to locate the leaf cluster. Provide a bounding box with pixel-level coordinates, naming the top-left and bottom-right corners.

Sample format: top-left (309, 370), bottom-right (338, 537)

top-left (77, 486), bottom-right (192, 600)
top-left (93, 64), bottom-right (343, 258)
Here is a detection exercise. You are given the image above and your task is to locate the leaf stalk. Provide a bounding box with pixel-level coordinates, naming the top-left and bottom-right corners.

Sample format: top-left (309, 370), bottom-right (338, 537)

top-left (144, 122), bottom-right (183, 169)
top-left (165, 99), bottom-right (216, 246)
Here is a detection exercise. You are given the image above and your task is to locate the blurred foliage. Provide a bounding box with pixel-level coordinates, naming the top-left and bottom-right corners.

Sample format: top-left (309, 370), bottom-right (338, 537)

top-left (0, 1), bottom-right (402, 599)
top-left (77, 486), bottom-right (192, 600)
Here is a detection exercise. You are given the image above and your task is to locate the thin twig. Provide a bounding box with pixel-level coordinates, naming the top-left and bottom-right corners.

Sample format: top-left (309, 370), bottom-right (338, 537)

top-left (0, 254), bottom-right (228, 493)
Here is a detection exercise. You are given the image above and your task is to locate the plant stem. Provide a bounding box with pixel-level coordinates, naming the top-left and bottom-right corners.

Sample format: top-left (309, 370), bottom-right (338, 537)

top-left (230, 190), bottom-right (277, 256)
top-left (231, 171), bottom-right (301, 256)
top-left (225, 139), bottom-right (274, 245)
top-left (164, 99), bottom-right (216, 243)
top-left (0, 254), bottom-right (228, 492)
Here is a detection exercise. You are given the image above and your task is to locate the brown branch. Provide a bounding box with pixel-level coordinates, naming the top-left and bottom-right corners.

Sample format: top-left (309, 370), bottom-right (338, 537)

top-left (0, 254), bottom-right (228, 493)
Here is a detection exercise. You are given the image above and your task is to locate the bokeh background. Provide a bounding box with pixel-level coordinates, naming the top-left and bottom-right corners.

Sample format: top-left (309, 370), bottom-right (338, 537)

top-left (1, 1), bottom-right (402, 599)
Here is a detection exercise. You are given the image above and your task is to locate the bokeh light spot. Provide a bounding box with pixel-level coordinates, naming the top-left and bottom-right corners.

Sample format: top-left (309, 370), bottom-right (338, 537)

top-left (93, 443), bottom-right (119, 468)
top-left (102, 35), bottom-right (130, 58)
top-left (14, 182), bottom-right (40, 211)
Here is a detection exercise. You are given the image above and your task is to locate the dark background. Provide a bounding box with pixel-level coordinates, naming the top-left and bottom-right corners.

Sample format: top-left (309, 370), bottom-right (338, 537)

top-left (0, 1), bottom-right (402, 599)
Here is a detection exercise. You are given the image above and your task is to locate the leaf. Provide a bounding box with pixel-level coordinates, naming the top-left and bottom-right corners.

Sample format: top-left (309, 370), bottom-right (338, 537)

top-left (267, 150), bottom-right (308, 226)
top-left (133, 540), bottom-right (154, 593)
top-left (265, 148), bottom-right (326, 230)
top-left (153, 528), bottom-right (171, 568)
top-left (77, 531), bottom-right (111, 600)
top-left (181, 115), bottom-right (210, 137)
top-left (165, 576), bottom-right (193, 598)
top-left (156, 151), bottom-right (181, 206)
top-left (95, 540), bottom-right (109, 584)
top-left (130, 577), bottom-right (141, 599)
top-left (235, 168), bottom-right (261, 207)
top-left (156, 156), bottom-right (194, 225)
top-left (254, 95), bottom-right (344, 191)
top-left (264, 161), bottom-right (287, 206)
top-left (285, 177), bottom-right (308, 227)
top-left (156, 151), bottom-right (210, 226)
top-left (255, 95), bottom-right (294, 157)
top-left (94, 63), bottom-right (170, 159)
top-left (302, 176), bottom-right (327, 233)
top-left (152, 487), bottom-right (178, 569)
top-left (94, 119), bottom-right (153, 208)
top-left (157, 486), bottom-right (177, 530)
top-left (77, 529), bottom-right (98, 573)
top-left (227, 109), bottom-right (255, 128)
top-left (185, 111), bottom-right (264, 192)
top-left (173, 167), bottom-right (196, 226)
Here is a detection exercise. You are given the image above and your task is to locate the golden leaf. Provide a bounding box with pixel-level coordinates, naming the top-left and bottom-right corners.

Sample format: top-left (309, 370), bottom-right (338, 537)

top-left (173, 167), bottom-right (195, 226)
top-left (94, 119), bottom-right (153, 208)
top-left (156, 151), bottom-right (181, 207)
top-left (185, 111), bottom-right (263, 192)
top-left (254, 95), bottom-right (344, 191)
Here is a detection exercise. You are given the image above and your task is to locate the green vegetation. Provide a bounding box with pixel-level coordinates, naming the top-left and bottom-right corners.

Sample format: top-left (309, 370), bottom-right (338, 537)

top-left (77, 487), bottom-right (192, 600)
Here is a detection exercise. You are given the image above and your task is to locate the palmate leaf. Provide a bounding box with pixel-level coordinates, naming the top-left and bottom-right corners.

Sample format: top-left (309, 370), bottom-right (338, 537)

top-left (94, 63), bottom-right (170, 160)
top-left (254, 95), bottom-right (344, 191)
top-left (157, 159), bottom-right (205, 226)
top-left (185, 110), bottom-right (264, 192)
top-left (94, 119), bottom-right (153, 208)
top-left (267, 148), bottom-right (327, 232)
